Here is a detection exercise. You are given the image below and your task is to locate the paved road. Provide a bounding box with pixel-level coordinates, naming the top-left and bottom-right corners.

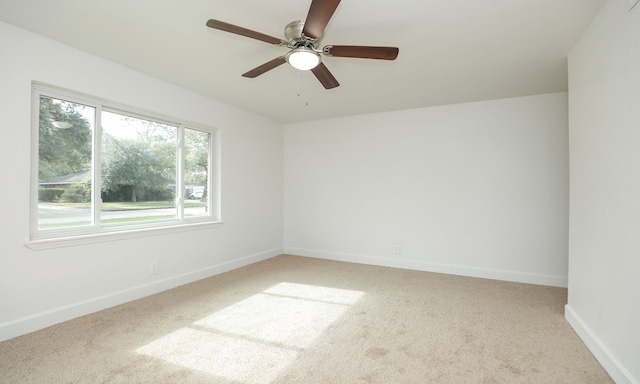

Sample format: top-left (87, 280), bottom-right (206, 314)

top-left (38, 204), bottom-right (206, 225)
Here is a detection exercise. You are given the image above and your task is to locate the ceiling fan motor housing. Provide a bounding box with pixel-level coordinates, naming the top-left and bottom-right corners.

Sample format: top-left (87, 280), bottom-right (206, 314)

top-left (285, 20), bottom-right (319, 49)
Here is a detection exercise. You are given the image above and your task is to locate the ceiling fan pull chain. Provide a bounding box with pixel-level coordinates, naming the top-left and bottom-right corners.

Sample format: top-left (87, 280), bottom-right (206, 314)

top-left (295, 70), bottom-right (311, 107)
top-left (296, 68), bottom-right (302, 98)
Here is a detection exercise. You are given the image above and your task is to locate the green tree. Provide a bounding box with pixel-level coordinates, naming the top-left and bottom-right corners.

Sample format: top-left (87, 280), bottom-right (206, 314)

top-left (38, 97), bottom-right (93, 181)
top-left (184, 129), bottom-right (210, 201)
top-left (101, 134), bottom-right (176, 202)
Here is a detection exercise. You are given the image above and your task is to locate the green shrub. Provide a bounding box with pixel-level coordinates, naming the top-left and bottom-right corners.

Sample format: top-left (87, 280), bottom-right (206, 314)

top-left (39, 188), bottom-right (65, 202)
top-left (61, 183), bottom-right (90, 203)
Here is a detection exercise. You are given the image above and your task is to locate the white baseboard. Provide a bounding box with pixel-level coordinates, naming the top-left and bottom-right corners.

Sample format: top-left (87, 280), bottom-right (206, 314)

top-left (0, 248), bottom-right (282, 343)
top-left (284, 247), bottom-right (568, 287)
top-left (565, 305), bottom-right (638, 384)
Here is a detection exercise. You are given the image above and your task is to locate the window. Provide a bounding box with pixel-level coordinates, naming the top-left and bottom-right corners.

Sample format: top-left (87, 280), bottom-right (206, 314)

top-left (30, 84), bottom-right (219, 245)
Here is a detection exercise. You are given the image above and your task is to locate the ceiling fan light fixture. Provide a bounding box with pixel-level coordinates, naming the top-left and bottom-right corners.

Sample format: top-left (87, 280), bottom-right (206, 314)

top-left (286, 47), bottom-right (320, 71)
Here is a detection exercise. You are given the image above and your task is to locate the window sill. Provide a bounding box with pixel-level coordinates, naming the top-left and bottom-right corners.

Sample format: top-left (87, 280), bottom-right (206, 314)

top-left (25, 221), bottom-right (224, 251)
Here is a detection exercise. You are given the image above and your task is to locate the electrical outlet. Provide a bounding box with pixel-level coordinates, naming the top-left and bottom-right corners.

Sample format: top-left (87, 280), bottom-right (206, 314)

top-left (393, 244), bottom-right (401, 255)
top-left (151, 262), bottom-right (159, 275)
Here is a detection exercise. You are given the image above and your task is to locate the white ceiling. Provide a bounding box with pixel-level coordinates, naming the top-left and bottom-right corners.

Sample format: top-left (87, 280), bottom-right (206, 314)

top-left (0, 0), bottom-right (604, 124)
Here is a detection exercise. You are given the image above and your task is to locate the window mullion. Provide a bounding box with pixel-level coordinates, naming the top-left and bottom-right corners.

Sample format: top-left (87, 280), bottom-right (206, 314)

top-left (210, 129), bottom-right (218, 220)
top-left (177, 125), bottom-right (185, 220)
top-left (94, 106), bottom-right (103, 227)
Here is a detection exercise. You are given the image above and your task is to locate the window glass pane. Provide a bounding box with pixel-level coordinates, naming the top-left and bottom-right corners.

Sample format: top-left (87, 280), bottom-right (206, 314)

top-left (33, 86), bottom-right (218, 242)
top-left (184, 128), bottom-right (211, 218)
top-left (101, 111), bottom-right (177, 225)
top-left (38, 96), bottom-right (94, 230)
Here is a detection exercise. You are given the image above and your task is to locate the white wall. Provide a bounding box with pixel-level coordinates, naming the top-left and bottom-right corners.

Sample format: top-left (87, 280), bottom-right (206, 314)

top-left (284, 93), bottom-right (569, 287)
top-left (0, 22), bottom-right (283, 342)
top-left (565, 0), bottom-right (640, 382)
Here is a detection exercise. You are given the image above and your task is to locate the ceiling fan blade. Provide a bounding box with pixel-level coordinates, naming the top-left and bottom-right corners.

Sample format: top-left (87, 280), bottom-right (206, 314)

top-left (206, 19), bottom-right (285, 45)
top-left (323, 45), bottom-right (399, 60)
top-left (242, 56), bottom-right (287, 78)
top-left (311, 62), bottom-right (340, 89)
top-left (302, 0), bottom-right (341, 40)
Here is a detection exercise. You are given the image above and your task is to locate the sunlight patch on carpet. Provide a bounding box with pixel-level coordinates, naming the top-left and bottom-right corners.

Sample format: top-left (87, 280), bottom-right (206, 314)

top-left (263, 282), bottom-right (364, 305)
top-left (136, 282), bottom-right (364, 383)
top-left (136, 327), bottom-right (296, 383)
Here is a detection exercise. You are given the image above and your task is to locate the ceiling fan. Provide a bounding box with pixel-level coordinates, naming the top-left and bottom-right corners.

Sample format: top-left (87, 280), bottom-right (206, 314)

top-left (206, 0), bottom-right (399, 89)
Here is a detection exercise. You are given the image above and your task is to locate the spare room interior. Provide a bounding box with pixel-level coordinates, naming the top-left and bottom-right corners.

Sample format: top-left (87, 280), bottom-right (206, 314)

top-left (0, 0), bottom-right (638, 383)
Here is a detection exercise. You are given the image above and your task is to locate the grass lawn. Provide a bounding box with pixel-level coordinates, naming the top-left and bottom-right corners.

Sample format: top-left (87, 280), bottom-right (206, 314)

top-left (42, 200), bottom-right (206, 210)
top-left (39, 215), bottom-right (178, 229)
top-left (38, 200), bottom-right (206, 229)
top-left (38, 200), bottom-right (207, 229)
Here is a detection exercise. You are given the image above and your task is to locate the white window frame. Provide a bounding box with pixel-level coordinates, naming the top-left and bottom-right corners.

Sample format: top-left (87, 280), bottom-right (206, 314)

top-left (26, 83), bottom-right (222, 250)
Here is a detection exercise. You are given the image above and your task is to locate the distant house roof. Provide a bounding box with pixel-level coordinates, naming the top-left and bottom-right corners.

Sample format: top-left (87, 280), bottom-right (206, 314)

top-left (40, 170), bottom-right (91, 186)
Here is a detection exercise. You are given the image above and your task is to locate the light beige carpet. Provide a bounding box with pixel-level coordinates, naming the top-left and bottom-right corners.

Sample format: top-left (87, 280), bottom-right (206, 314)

top-left (0, 255), bottom-right (612, 383)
